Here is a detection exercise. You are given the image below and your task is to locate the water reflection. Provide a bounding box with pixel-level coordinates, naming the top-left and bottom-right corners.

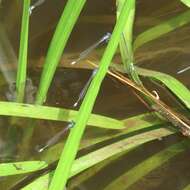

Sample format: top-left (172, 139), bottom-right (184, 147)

top-left (0, 23), bottom-right (17, 88)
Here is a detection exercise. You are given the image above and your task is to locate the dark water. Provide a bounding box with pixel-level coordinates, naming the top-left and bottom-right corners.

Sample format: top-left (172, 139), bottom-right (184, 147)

top-left (0, 0), bottom-right (190, 189)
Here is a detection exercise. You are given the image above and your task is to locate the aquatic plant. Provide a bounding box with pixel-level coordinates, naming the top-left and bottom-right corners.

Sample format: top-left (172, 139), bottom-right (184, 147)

top-left (0, 0), bottom-right (190, 190)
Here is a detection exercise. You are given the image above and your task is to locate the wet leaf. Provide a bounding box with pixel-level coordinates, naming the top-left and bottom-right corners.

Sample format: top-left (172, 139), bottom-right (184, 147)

top-left (0, 161), bottom-right (47, 176)
top-left (23, 174), bottom-right (49, 190)
top-left (117, 0), bottom-right (142, 85)
top-left (0, 101), bottom-right (124, 129)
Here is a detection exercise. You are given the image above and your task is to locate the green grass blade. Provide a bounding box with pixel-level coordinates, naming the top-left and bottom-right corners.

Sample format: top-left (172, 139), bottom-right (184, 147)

top-left (49, 1), bottom-right (135, 189)
top-left (117, 0), bottom-right (134, 64)
top-left (104, 139), bottom-right (190, 190)
top-left (117, 0), bottom-right (142, 85)
top-left (35, 0), bottom-right (86, 105)
top-left (181, 0), bottom-right (190, 7)
top-left (23, 174), bottom-right (49, 190)
top-left (16, 0), bottom-right (30, 102)
top-left (133, 10), bottom-right (190, 51)
top-left (0, 161), bottom-right (47, 176)
top-left (0, 101), bottom-right (124, 129)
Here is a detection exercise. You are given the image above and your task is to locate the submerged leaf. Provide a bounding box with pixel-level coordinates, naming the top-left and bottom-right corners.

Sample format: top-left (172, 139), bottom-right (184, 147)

top-left (104, 139), bottom-right (190, 190)
top-left (70, 128), bottom-right (174, 177)
top-left (134, 10), bottom-right (190, 50)
top-left (14, 125), bottom-right (175, 189)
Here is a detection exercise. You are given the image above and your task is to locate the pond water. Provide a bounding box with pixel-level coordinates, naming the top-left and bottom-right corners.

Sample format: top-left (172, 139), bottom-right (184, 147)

top-left (0, 0), bottom-right (190, 189)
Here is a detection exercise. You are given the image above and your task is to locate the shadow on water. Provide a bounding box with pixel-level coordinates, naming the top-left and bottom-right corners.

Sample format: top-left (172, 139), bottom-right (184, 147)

top-left (0, 0), bottom-right (190, 189)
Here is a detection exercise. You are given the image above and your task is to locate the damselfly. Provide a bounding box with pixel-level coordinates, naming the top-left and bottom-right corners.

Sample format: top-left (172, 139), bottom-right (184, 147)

top-left (73, 68), bottom-right (98, 107)
top-left (71, 32), bottom-right (111, 65)
top-left (36, 121), bottom-right (75, 153)
top-left (177, 65), bottom-right (190, 74)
